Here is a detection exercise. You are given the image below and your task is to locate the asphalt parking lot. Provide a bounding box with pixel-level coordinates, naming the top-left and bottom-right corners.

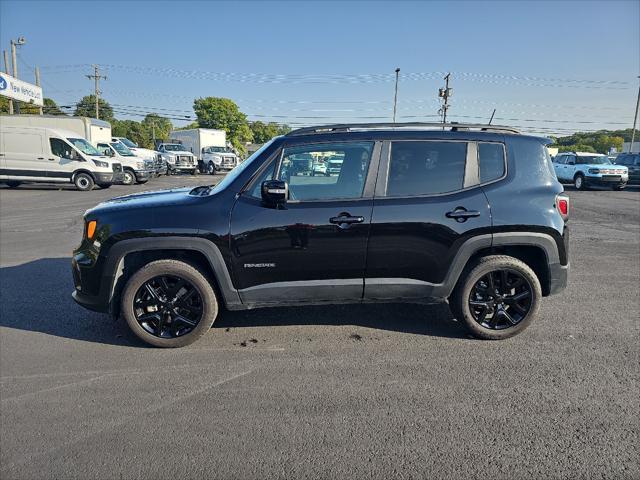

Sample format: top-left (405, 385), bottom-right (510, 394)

top-left (1, 176), bottom-right (638, 479)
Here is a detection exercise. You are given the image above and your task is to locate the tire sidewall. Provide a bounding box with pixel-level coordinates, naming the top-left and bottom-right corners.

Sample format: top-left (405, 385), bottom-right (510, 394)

top-left (453, 256), bottom-right (542, 340)
top-left (121, 260), bottom-right (218, 348)
top-left (574, 174), bottom-right (584, 190)
top-left (123, 170), bottom-right (135, 185)
top-left (74, 173), bottom-right (94, 191)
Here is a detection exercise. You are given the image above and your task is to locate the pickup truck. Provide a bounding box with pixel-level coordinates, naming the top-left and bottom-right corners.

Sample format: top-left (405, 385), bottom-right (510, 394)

top-left (156, 143), bottom-right (198, 175)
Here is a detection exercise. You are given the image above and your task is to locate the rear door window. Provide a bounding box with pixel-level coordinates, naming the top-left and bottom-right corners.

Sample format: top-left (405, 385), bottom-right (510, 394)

top-left (387, 141), bottom-right (467, 196)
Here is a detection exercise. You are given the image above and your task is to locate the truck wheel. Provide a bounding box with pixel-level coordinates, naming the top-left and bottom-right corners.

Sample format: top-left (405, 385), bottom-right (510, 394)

top-left (122, 169), bottom-right (135, 185)
top-left (5, 181), bottom-right (21, 188)
top-left (121, 260), bottom-right (219, 348)
top-left (206, 162), bottom-right (216, 175)
top-left (74, 173), bottom-right (95, 191)
top-left (191, 169), bottom-right (198, 175)
top-left (450, 255), bottom-right (541, 340)
top-left (97, 184), bottom-right (112, 189)
top-left (574, 173), bottom-right (587, 190)
top-left (136, 179), bottom-right (149, 185)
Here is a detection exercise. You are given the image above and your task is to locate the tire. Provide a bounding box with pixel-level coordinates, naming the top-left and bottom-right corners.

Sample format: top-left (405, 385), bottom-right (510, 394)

top-left (74, 172), bottom-right (94, 191)
top-left (136, 179), bottom-right (149, 185)
top-left (191, 169), bottom-right (198, 175)
top-left (97, 184), bottom-right (112, 189)
top-left (121, 260), bottom-right (219, 348)
top-left (122, 169), bottom-right (135, 186)
top-left (450, 255), bottom-right (542, 340)
top-left (613, 184), bottom-right (626, 191)
top-left (5, 181), bottom-right (21, 188)
top-left (574, 173), bottom-right (587, 190)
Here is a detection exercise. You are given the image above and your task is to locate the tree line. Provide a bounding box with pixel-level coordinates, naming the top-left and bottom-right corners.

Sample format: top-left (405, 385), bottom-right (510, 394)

top-left (1, 95), bottom-right (290, 153)
top-left (550, 130), bottom-right (635, 154)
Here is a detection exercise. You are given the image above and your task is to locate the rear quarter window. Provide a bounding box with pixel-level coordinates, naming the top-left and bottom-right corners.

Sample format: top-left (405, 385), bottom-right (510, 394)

top-left (478, 142), bottom-right (506, 183)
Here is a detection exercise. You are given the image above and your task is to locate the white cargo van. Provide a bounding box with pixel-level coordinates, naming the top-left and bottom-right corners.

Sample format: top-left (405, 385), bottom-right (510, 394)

top-left (1, 114), bottom-right (112, 145)
top-left (0, 125), bottom-right (124, 191)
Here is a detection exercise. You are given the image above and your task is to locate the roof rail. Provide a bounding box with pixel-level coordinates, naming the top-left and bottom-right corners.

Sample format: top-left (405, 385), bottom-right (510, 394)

top-left (285, 122), bottom-right (521, 137)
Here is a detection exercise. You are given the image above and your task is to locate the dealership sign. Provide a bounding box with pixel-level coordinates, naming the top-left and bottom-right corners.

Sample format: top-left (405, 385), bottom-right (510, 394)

top-left (0, 72), bottom-right (43, 106)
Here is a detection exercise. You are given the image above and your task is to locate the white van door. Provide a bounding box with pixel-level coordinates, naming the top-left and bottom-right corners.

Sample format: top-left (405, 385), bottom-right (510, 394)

top-left (1, 128), bottom-right (49, 181)
top-left (47, 136), bottom-right (84, 181)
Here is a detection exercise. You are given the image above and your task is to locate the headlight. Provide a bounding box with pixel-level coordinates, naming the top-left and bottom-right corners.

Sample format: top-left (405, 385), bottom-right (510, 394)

top-left (588, 168), bottom-right (600, 174)
top-left (93, 160), bottom-right (109, 168)
top-left (136, 162), bottom-right (145, 169)
top-left (166, 156), bottom-right (175, 164)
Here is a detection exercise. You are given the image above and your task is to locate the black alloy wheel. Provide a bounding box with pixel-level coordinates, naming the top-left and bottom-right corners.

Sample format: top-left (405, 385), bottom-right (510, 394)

top-left (468, 269), bottom-right (533, 330)
top-left (133, 275), bottom-right (203, 338)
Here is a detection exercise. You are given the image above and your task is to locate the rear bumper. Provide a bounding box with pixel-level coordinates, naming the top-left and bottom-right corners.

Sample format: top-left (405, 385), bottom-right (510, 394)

top-left (548, 262), bottom-right (569, 295)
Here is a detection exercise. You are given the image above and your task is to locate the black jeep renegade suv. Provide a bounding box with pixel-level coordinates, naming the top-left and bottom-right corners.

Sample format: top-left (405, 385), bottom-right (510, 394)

top-left (72, 123), bottom-right (569, 347)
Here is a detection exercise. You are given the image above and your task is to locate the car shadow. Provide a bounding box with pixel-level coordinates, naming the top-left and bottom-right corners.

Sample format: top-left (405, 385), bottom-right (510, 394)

top-left (0, 258), bottom-right (467, 348)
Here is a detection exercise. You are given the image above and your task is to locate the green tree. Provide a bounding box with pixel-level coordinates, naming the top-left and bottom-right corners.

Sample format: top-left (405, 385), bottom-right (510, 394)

top-left (193, 97), bottom-right (253, 153)
top-left (250, 121), bottom-right (287, 144)
top-left (74, 95), bottom-right (114, 122)
top-left (0, 97), bottom-right (65, 115)
top-left (142, 114), bottom-right (172, 142)
top-left (112, 119), bottom-right (152, 148)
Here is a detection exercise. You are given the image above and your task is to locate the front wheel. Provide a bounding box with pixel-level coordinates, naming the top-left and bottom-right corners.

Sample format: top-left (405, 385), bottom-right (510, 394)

top-left (122, 170), bottom-right (135, 185)
top-left (450, 255), bottom-right (541, 340)
top-left (121, 260), bottom-right (219, 348)
top-left (74, 173), bottom-right (94, 191)
top-left (574, 174), bottom-right (587, 190)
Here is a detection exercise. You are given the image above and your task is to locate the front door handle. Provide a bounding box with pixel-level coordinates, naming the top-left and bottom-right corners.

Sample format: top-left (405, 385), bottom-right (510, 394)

top-left (446, 207), bottom-right (480, 222)
top-left (330, 213), bottom-right (365, 229)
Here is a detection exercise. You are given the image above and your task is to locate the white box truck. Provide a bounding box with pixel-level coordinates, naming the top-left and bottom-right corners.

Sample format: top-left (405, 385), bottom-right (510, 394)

top-left (2, 114), bottom-right (112, 145)
top-left (169, 128), bottom-right (238, 174)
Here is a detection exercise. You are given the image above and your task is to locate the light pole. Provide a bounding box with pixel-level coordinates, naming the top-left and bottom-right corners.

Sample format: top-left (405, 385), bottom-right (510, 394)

top-left (630, 76), bottom-right (640, 153)
top-left (10, 36), bottom-right (26, 114)
top-left (392, 67), bottom-right (400, 123)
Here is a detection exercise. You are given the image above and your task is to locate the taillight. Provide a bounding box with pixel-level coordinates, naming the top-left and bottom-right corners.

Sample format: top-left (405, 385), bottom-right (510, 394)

top-left (556, 195), bottom-right (569, 218)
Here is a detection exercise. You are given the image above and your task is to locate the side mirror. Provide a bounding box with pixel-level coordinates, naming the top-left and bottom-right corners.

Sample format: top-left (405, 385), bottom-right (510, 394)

top-left (261, 180), bottom-right (288, 206)
top-left (103, 149), bottom-right (112, 156)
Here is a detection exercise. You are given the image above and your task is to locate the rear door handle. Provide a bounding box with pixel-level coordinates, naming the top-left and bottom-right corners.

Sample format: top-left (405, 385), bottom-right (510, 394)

top-left (446, 208), bottom-right (480, 222)
top-left (330, 213), bottom-right (365, 229)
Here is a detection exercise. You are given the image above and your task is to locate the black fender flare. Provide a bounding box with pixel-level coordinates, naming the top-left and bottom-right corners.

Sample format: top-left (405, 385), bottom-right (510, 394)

top-left (104, 236), bottom-right (241, 310)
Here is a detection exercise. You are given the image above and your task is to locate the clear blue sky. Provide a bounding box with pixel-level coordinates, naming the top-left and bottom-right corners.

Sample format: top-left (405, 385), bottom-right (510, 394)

top-left (1, 0), bottom-right (638, 136)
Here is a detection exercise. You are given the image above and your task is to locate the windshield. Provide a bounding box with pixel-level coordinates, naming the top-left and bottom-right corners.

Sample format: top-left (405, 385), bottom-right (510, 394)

top-left (578, 156), bottom-right (611, 165)
top-left (111, 142), bottom-right (135, 156)
top-left (119, 138), bottom-right (137, 148)
top-left (205, 146), bottom-right (227, 153)
top-left (163, 144), bottom-right (185, 152)
top-left (68, 138), bottom-right (102, 156)
top-left (205, 139), bottom-right (276, 195)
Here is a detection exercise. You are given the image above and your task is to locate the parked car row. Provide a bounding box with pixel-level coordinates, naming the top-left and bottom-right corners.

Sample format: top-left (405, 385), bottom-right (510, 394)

top-left (0, 115), bottom-right (244, 191)
top-left (552, 151), bottom-right (633, 190)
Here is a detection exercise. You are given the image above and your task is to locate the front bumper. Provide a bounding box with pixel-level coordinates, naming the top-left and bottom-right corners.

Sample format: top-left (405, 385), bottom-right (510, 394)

top-left (94, 172), bottom-right (120, 185)
top-left (71, 253), bottom-right (112, 314)
top-left (585, 175), bottom-right (628, 187)
top-left (134, 170), bottom-right (153, 181)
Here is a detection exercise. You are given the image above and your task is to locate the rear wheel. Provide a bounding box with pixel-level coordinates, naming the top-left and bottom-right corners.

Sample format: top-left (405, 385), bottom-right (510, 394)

top-left (450, 255), bottom-right (541, 340)
top-left (121, 260), bottom-right (219, 348)
top-left (574, 173), bottom-right (587, 190)
top-left (74, 173), bottom-right (94, 191)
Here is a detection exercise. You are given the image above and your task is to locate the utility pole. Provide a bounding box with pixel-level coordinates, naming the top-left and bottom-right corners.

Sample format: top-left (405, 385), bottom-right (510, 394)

top-left (35, 66), bottom-right (42, 115)
top-left (630, 76), bottom-right (640, 153)
top-left (3, 50), bottom-right (12, 114)
top-left (85, 64), bottom-right (107, 119)
top-left (10, 37), bottom-right (25, 114)
top-left (438, 73), bottom-right (453, 128)
top-left (392, 67), bottom-right (400, 123)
